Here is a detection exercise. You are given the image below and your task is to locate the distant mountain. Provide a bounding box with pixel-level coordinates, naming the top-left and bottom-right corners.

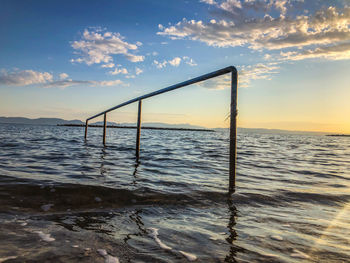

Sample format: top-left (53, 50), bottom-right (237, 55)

top-left (0, 117), bottom-right (84, 125)
top-left (91, 121), bottom-right (119, 126)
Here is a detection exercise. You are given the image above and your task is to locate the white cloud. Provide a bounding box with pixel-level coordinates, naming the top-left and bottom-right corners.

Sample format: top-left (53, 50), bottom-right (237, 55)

top-left (97, 79), bottom-right (124, 86)
top-left (168, 57), bottom-right (182, 67)
top-left (200, 0), bottom-right (217, 5)
top-left (183, 56), bottom-right (197, 66)
top-left (43, 79), bottom-right (91, 89)
top-left (0, 69), bottom-right (53, 86)
top-left (109, 67), bottom-right (128, 75)
top-left (135, 67), bottom-right (143, 75)
top-left (239, 62), bottom-right (280, 87)
top-left (153, 56), bottom-right (197, 68)
top-left (101, 63), bottom-right (115, 68)
top-left (158, 2), bottom-right (350, 61)
top-left (43, 79), bottom-right (125, 88)
top-left (0, 68), bottom-right (126, 89)
top-left (198, 62), bottom-right (280, 89)
top-left (153, 60), bottom-right (168, 69)
top-left (59, 73), bottom-right (69, 80)
top-left (280, 42), bottom-right (350, 61)
top-left (71, 28), bottom-right (144, 66)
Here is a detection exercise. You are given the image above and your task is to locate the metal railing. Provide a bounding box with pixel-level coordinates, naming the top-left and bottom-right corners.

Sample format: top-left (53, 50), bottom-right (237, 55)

top-left (84, 66), bottom-right (238, 192)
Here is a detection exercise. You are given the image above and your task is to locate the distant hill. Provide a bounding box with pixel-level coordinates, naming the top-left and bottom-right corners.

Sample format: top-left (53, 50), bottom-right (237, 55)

top-left (119, 122), bottom-right (205, 129)
top-left (0, 117), bottom-right (205, 129)
top-left (0, 117), bottom-right (84, 125)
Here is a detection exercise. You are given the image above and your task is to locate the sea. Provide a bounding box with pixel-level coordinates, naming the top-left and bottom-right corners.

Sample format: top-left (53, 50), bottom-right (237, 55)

top-left (0, 123), bottom-right (349, 262)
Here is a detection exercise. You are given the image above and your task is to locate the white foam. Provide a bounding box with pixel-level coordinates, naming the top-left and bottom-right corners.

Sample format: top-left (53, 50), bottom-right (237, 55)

top-left (41, 204), bottom-right (54, 211)
top-left (97, 249), bottom-right (119, 263)
top-left (0, 256), bottom-right (17, 262)
top-left (270, 235), bottom-right (283, 241)
top-left (20, 222), bottom-right (27, 226)
top-left (179, 250), bottom-right (197, 261)
top-left (35, 231), bottom-right (55, 242)
top-left (291, 249), bottom-right (309, 259)
top-left (148, 228), bottom-right (172, 250)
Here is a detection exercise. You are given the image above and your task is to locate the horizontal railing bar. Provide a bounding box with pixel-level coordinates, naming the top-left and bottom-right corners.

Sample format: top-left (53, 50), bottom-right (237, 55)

top-left (87, 66), bottom-right (236, 121)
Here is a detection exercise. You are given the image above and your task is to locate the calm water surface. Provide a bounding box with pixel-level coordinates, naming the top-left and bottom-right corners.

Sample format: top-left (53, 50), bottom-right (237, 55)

top-left (0, 124), bottom-right (349, 262)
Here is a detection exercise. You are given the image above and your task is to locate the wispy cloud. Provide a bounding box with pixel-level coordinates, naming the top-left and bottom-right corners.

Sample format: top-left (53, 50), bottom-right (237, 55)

top-left (153, 56), bottom-right (196, 69)
top-left (280, 42), bottom-right (350, 61)
top-left (0, 69), bottom-right (126, 88)
top-left (0, 69), bottom-right (53, 86)
top-left (59, 73), bottom-right (69, 80)
top-left (158, 1), bottom-right (350, 60)
top-left (198, 62), bottom-right (280, 89)
top-left (109, 67), bottom-right (128, 75)
top-left (135, 67), bottom-right (143, 75)
top-left (71, 28), bottom-right (144, 66)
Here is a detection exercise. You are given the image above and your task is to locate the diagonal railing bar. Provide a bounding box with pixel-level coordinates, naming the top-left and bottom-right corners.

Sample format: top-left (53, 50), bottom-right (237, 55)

top-left (84, 66), bottom-right (238, 192)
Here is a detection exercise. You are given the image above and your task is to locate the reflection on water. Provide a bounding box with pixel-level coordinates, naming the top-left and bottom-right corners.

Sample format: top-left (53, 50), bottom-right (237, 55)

top-left (0, 124), bottom-right (350, 262)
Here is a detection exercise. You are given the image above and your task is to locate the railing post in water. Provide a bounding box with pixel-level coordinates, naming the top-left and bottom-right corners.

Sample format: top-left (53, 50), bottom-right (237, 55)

top-left (85, 120), bottom-right (88, 140)
top-left (103, 113), bottom-right (107, 145)
top-left (136, 100), bottom-right (142, 159)
top-left (229, 68), bottom-right (238, 193)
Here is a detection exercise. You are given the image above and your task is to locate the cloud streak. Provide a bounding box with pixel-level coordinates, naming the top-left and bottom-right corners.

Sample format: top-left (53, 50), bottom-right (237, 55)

top-left (198, 62), bottom-right (280, 89)
top-left (0, 70), bottom-right (53, 86)
top-left (0, 69), bottom-right (126, 89)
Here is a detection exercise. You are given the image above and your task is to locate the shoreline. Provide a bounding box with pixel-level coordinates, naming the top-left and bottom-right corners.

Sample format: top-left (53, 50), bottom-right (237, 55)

top-left (57, 123), bottom-right (215, 132)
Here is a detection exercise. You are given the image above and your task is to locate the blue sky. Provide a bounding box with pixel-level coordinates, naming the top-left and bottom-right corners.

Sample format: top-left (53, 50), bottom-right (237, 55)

top-left (1, 0), bottom-right (349, 132)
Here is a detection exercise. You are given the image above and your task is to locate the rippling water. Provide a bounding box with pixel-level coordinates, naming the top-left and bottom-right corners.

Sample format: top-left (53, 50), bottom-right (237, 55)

top-left (0, 123), bottom-right (349, 262)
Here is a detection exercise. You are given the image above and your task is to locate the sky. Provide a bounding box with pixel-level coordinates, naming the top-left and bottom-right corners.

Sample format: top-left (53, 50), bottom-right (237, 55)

top-left (0, 0), bottom-right (349, 133)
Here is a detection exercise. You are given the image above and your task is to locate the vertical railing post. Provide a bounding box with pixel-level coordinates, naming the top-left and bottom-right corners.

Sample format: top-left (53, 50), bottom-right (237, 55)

top-left (229, 68), bottom-right (238, 193)
top-left (136, 100), bottom-right (142, 159)
top-left (85, 120), bottom-right (88, 140)
top-left (103, 113), bottom-right (107, 145)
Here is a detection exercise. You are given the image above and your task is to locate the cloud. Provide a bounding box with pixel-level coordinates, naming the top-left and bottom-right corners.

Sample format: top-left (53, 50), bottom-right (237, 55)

top-left (59, 73), bottom-right (69, 80)
top-left (280, 42), bottom-right (350, 61)
top-left (43, 79), bottom-right (92, 89)
top-left (183, 56), bottom-right (197, 66)
top-left (239, 62), bottom-right (280, 87)
top-left (135, 67), bottom-right (143, 75)
top-left (168, 57), bottom-right (181, 67)
top-left (109, 67), bottom-right (128, 75)
top-left (101, 63), bottom-right (115, 68)
top-left (158, 2), bottom-right (350, 61)
top-left (154, 60), bottom-right (168, 69)
top-left (0, 69), bottom-right (53, 86)
top-left (97, 79), bottom-right (124, 86)
top-left (198, 62), bottom-right (280, 89)
top-left (200, 0), bottom-right (217, 5)
top-left (43, 79), bottom-right (125, 88)
top-left (0, 69), bottom-right (125, 88)
top-left (153, 56), bottom-right (196, 69)
top-left (71, 28), bottom-right (144, 65)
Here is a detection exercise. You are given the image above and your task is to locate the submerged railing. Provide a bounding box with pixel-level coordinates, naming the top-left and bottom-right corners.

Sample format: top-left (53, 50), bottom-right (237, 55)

top-left (84, 66), bottom-right (238, 192)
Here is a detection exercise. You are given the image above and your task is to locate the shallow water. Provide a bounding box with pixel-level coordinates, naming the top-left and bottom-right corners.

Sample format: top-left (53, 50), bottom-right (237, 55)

top-left (0, 123), bottom-right (349, 262)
